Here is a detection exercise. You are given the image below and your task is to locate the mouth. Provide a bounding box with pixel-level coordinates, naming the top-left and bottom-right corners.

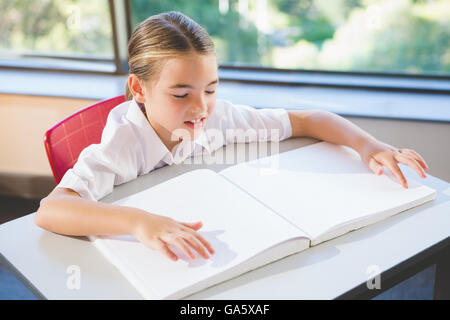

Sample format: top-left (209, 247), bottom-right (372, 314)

top-left (183, 117), bottom-right (206, 130)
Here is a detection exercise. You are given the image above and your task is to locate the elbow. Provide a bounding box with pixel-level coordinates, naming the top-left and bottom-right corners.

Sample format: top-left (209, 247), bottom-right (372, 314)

top-left (307, 109), bottom-right (331, 120)
top-left (289, 109), bottom-right (326, 138)
top-left (34, 205), bottom-right (47, 230)
top-left (34, 199), bottom-right (53, 231)
top-left (34, 187), bottom-right (80, 231)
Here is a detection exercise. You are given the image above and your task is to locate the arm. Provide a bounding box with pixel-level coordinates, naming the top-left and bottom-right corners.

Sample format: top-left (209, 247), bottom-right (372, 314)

top-left (35, 187), bottom-right (214, 261)
top-left (35, 187), bottom-right (143, 236)
top-left (288, 109), bottom-right (429, 188)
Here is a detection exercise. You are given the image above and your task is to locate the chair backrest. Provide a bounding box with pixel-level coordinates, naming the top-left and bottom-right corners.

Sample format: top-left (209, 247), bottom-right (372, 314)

top-left (44, 95), bottom-right (127, 184)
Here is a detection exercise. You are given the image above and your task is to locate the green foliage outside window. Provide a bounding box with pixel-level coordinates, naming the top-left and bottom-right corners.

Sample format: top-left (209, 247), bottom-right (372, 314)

top-left (1, 0), bottom-right (449, 75)
top-left (130, 0), bottom-right (450, 75)
top-left (0, 0), bottom-right (113, 58)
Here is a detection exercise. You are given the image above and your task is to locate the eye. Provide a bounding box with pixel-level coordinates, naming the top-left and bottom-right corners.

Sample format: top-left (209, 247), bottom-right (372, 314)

top-left (173, 93), bottom-right (188, 99)
top-left (205, 90), bottom-right (215, 95)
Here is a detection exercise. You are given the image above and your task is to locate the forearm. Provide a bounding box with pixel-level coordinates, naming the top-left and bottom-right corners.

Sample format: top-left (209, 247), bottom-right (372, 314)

top-left (292, 110), bottom-right (379, 153)
top-left (35, 196), bottom-right (145, 236)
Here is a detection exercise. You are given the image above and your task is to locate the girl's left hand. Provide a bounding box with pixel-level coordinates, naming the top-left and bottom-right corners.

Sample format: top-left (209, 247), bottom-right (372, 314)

top-left (358, 139), bottom-right (429, 189)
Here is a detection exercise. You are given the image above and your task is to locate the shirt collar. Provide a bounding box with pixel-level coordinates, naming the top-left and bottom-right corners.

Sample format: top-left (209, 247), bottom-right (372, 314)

top-left (125, 98), bottom-right (211, 168)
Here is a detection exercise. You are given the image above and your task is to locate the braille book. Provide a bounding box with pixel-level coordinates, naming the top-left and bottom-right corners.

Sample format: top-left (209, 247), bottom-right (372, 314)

top-left (89, 141), bottom-right (436, 299)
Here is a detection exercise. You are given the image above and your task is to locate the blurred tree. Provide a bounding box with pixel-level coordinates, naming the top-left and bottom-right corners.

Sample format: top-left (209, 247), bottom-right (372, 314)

top-left (0, 0), bottom-right (113, 57)
top-left (272, 0), bottom-right (336, 45)
top-left (317, 0), bottom-right (450, 74)
top-left (130, 0), bottom-right (261, 65)
top-left (1, 0), bottom-right (448, 74)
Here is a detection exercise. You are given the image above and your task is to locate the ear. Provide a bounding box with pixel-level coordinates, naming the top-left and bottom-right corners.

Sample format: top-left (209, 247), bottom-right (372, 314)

top-left (128, 74), bottom-right (147, 103)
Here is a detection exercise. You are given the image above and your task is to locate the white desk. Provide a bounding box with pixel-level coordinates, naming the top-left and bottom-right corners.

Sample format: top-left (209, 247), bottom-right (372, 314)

top-left (1, 138), bottom-right (449, 299)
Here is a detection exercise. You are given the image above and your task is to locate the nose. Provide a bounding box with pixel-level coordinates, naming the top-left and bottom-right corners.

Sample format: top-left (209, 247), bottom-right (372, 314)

top-left (190, 95), bottom-right (208, 115)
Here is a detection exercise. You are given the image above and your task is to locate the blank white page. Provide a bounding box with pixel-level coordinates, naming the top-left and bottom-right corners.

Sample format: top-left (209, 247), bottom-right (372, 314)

top-left (90, 169), bottom-right (308, 299)
top-left (220, 142), bottom-right (436, 241)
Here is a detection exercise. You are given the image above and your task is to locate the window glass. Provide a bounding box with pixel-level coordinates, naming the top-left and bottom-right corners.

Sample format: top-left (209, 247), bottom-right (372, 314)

top-left (130, 0), bottom-right (450, 75)
top-left (1, 0), bottom-right (114, 59)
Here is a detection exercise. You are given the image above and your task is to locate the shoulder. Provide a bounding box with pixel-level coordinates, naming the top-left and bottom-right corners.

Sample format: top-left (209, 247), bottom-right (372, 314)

top-left (213, 98), bottom-right (252, 113)
top-left (102, 100), bottom-right (134, 134)
top-left (100, 100), bottom-right (143, 144)
top-left (206, 98), bottom-right (292, 141)
top-left (81, 100), bottom-right (142, 159)
top-left (206, 99), bottom-right (253, 127)
top-left (207, 98), bottom-right (272, 128)
top-left (214, 98), bottom-right (235, 110)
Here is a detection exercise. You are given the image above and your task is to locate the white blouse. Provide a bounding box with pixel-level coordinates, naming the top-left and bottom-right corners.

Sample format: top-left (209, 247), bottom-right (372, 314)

top-left (52, 98), bottom-right (293, 201)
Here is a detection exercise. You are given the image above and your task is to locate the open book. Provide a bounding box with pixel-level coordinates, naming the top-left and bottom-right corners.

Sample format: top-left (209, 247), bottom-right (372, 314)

top-left (89, 141), bottom-right (436, 299)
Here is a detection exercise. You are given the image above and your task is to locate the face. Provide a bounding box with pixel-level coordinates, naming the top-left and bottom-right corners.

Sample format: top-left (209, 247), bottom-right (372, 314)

top-left (129, 53), bottom-right (218, 152)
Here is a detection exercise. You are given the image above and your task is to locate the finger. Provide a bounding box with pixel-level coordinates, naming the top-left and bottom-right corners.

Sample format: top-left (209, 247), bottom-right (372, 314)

top-left (383, 158), bottom-right (408, 188)
top-left (159, 234), bottom-right (194, 259)
top-left (180, 221), bottom-right (203, 231)
top-left (368, 157), bottom-right (384, 175)
top-left (182, 228), bottom-right (215, 255)
top-left (181, 232), bottom-right (211, 259)
top-left (400, 149), bottom-right (428, 171)
top-left (395, 153), bottom-right (427, 178)
top-left (171, 236), bottom-right (196, 260)
top-left (154, 239), bottom-right (178, 261)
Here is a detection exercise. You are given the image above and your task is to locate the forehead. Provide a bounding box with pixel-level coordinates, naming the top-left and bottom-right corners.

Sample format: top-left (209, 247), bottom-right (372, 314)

top-left (157, 53), bottom-right (218, 87)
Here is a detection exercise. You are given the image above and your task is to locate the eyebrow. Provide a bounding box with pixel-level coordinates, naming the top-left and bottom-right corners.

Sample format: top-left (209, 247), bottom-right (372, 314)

top-left (169, 79), bottom-right (218, 89)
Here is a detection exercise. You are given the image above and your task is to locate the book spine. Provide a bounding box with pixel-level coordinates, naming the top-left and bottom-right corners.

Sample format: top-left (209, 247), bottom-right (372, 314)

top-left (217, 172), bottom-right (313, 239)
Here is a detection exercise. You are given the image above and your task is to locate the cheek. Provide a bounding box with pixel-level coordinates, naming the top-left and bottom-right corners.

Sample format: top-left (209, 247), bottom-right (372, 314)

top-left (166, 101), bottom-right (188, 124)
top-left (148, 102), bottom-right (181, 126)
top-left (207, 96), bottom-right (216, 111)
top-left (207, 101), bottom-right (216, 116)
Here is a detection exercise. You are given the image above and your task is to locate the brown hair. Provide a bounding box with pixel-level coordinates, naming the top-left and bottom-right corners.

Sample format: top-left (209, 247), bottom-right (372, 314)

top-left (125, 11), bottom-right (216, 101)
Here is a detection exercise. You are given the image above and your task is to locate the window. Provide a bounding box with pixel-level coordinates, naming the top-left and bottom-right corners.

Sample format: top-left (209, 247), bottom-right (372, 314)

top-left (1, 0), bottom-right (449, 79)
top-left (0, 0), bottom-right (115, 72)
top-left (130, 0), bottom-right (450, 76)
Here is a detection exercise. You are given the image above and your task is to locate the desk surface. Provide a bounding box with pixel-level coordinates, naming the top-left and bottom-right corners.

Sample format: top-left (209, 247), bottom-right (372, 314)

top-left (1, 138), bottom-right (449, 299)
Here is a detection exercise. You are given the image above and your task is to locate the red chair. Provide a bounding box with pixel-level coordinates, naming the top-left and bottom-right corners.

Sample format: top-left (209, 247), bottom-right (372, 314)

top-left (44, 95), bottom-right (127, 184)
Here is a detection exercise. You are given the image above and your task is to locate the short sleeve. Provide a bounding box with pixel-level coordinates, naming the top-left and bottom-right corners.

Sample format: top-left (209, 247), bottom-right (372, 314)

top-left (206, 99), bottom-right (292, 145)
top-left (55, 118), bottom-right (144, 202)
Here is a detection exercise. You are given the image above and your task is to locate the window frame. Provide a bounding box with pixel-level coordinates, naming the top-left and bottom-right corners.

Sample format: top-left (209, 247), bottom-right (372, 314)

top-left (0, 0), bottom-right (449, 94)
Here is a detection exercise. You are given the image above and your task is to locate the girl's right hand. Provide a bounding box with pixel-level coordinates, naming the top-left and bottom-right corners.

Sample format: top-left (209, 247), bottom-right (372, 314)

top-left (132, 212), bottom-right (215, 261)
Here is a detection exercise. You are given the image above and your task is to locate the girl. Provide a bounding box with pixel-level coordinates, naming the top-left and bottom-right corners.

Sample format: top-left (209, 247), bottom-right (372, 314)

top-left (35, 11), bottom-right (429, 262)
